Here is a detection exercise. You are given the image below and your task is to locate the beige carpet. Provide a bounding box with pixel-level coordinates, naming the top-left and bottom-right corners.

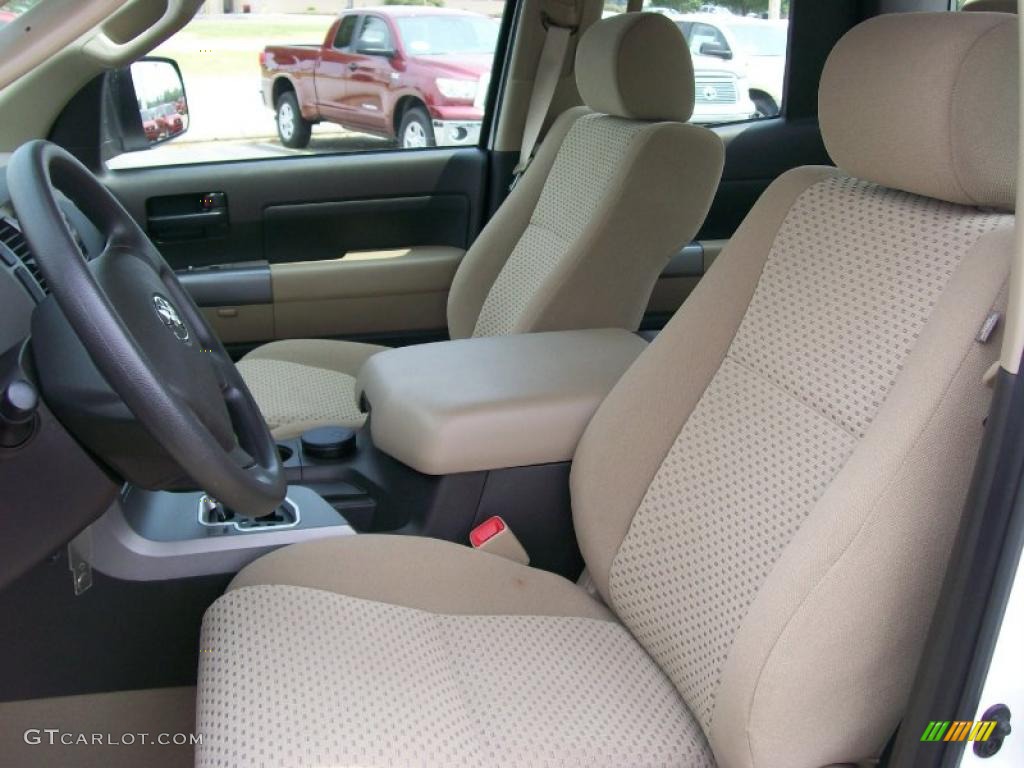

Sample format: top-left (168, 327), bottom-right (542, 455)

top-left (0, 686), bottom-right (195, 768)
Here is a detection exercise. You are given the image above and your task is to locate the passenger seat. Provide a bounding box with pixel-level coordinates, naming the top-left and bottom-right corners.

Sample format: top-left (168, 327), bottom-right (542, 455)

top-left (237, 13), bottom-right (725, 439)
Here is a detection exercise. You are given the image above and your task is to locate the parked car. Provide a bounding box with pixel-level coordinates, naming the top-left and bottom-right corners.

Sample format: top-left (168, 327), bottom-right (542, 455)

top-left (678, 14), bottom-right (788, 117)
top-left (140, 107), bottom-right (161, 142)
top-left (140, 103), bottom-right (185, 142)
top-left (689, 58), bottom-right (756, 124)
top-left (260, 7), bottom-right (498, 149)
top-left (155, 102), bottom-right (185, 136)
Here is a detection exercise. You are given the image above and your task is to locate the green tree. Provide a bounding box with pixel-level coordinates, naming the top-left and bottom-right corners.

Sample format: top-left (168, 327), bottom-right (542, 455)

top-left (613, 0), bottom-right (789, 16)
top-left (641, 0), bottom-right (701, 11)
top-left (711, 0), bottom-right (789, 18)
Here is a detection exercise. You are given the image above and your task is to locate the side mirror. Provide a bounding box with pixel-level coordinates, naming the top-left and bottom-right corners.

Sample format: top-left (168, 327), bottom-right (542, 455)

top-left (49, 56), bottom-right (189, 166)
top-left (130, 57), bottom-right (190, 146)
top-left (699, 42), bottom-right (732, 60)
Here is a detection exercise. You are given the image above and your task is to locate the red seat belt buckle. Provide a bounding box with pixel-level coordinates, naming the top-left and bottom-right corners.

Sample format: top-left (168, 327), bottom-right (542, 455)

top-left (470, 516), bottom-right (506, 548)
top-left (469, 516), bottom-right (529, 565)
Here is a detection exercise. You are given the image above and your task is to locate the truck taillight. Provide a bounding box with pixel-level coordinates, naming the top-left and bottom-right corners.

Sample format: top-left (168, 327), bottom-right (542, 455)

top-left (258, 51), bottom-right (266, 68)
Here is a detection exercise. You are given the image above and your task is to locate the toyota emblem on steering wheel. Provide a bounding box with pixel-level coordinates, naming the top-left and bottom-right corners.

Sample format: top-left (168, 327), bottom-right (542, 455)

top-left (152, 294), bottom-right (190, 343)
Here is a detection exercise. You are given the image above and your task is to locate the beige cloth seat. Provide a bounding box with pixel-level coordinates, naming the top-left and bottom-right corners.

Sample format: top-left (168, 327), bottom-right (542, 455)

top-left (235, 339), bottom-right (384, 439)
top-left (199, 536), bottom-right (714, 766)
top-left (237, 13), bottom-right (724, 438)
top-left (197, 11), bottom-right (1018, 768)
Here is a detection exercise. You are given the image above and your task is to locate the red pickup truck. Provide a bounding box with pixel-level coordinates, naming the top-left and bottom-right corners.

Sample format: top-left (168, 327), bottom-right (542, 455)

top-left (260, 7), bottom-right (498, 149)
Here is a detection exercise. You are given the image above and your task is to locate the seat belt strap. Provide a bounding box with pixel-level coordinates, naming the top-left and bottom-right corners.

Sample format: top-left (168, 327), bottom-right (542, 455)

top-left (510, 20), bottom-right (573, 189)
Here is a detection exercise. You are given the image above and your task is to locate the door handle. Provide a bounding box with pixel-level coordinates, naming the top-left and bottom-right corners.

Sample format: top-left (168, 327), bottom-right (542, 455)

top-left (149, 210), bottom-right (228, 242)
top-left (348, 62), bottom-right (358, 72)
top-left (147, 192), bottom-right (229, 242)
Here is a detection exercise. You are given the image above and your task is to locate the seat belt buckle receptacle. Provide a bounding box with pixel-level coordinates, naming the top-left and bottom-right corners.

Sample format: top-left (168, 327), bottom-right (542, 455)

top-left (469, 516), bottom-right (530, 565)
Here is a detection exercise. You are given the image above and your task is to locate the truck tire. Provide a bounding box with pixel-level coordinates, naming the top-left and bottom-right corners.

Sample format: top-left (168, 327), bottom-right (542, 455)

top-left (752, 92), bottom-right (779, 119)
top-left (276, 91), bottom-right (312, 149)
top-left (398, 106), bottom-right (435, 149)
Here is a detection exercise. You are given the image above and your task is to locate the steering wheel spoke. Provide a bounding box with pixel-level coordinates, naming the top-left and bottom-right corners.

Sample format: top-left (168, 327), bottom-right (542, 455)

top-left (227, 443), bottom-right (257, 470)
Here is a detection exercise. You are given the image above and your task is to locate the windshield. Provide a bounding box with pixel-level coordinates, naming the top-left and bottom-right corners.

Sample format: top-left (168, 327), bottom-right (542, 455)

top-left (396, 15), bottom-right (499, 56)
top-left (726, 23), bottom-right (788, 57)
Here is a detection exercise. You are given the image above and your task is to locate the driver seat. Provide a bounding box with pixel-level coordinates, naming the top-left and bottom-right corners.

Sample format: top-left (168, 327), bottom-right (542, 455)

top-left (196, 12), bottom-right (1018, 767)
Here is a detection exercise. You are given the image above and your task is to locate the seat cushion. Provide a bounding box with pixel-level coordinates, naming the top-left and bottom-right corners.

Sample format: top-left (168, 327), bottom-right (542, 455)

top-left (236, 339), bottom-right (387, 439)
top-left (196, 536), bottom-right (713, 768)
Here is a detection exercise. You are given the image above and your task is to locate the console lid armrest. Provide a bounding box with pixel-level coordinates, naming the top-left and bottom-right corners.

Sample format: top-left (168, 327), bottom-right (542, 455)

top-left (357, 329), bottom-right (647, 475)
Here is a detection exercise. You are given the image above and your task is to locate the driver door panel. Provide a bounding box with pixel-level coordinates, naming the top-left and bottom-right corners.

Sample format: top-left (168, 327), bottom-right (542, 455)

top-left (104, 147), bottom-right (485, 350)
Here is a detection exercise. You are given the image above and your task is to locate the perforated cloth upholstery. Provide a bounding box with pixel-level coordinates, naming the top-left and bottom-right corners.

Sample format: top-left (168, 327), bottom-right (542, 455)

top-left (235, 339), bottom-right (384, 438)
top-left (600, 172), bottom-right (1010, 751)
top-left (201, 171), bottom-right (1011, 768)
top-left (200, 11), bottom-right (1017, 768)
top-left (473, 113), bottom-right (648, 336)
top-left (238, 12), bottom-right (721, 437)
top-left (196, 536), bottom-right (713, 768)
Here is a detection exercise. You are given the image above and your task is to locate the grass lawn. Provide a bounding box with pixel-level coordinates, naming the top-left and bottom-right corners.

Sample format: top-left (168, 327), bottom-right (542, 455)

top-left (160, 49), bottom-right (259, 81)
top-left (172, 14), bottom-right (330, 41)
top-left (152, 14), bottom-right (332, 82)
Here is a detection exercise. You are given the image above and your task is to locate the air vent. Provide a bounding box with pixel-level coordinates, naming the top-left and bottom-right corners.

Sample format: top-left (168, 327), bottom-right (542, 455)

top-left (0, 218), bottom-right (47, 295)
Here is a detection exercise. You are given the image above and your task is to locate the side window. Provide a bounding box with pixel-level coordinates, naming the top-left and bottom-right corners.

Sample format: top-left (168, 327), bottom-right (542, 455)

top-left (332, 15), bottom-right (359, 51)
top-left (604, 3), bottom-right (790, 123)
top-left (356, 16), bottom-right (392, 53)
top-left (108, 3), bottom-right (507, 169)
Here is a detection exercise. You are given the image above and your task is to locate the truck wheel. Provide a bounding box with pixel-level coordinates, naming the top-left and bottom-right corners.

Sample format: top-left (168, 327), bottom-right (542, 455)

top-left (399, 106), bottom-right (435, 149)
top-left (276, 91), bottom-right (312, 149)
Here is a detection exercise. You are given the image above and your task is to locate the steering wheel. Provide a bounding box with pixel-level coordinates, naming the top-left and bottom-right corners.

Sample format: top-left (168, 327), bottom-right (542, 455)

top-left (7, 141), bottom-right (285, 516)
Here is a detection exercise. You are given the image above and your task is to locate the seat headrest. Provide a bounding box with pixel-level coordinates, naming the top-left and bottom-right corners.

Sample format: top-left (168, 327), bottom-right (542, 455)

top-left (575, 13), bottom-right (694, 123)
top-left (820, 12), bottom-right (1018, 210)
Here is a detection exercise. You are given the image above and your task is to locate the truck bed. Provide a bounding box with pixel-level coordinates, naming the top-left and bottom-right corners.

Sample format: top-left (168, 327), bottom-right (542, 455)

top-left (262, 44), bottom-right (322, 69)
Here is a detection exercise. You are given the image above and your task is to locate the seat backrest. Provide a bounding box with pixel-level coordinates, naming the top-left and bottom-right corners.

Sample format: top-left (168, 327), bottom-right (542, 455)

top-left (446, 13), bottom-right (723, 339)
top-left (571, 12), bottom-right (1017, 767)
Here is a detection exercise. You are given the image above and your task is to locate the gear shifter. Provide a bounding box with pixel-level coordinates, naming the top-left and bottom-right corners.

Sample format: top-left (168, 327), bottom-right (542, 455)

top-left (199, 495), bottom-right (299, 531)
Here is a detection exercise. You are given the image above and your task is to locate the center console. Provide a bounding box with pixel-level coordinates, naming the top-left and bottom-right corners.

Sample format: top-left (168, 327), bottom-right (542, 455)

top-left (356, 328), bottom-right (647, 476)
top-left (87, 329), bottom-right (647, 582)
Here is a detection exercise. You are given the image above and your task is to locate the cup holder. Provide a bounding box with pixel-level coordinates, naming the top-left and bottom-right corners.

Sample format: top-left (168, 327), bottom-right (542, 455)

top-left (277, 444), bottom-right (294, 462)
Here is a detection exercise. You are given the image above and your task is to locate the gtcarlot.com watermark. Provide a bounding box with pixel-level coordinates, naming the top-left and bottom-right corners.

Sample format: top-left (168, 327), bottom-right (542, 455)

top-left (24, 729), bottom-right (202, 746)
